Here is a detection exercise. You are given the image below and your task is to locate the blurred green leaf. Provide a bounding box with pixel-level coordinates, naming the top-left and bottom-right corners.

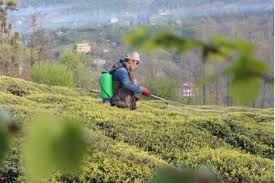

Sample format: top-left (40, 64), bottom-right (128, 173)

top-left (152, 168), bottom-right (195, 183)
top-left (207, 53), bottom-right (226, 62)
top-left (152, 167), bottom-right (216, 183)
top-left (0, 110), bottom-right (15, 164)
top-left (202, 46), bottom-right (219, 62)
top-left (234, 39), bottom-right (256, 57)
top-left (230, 78), bottom-right (261, 104)
top-left (211, 36), bottom-right (235, 49)
top-left (0, 122), bottom-right (9, 164)
top-left (52, 118), bottom-right (87, 173)
top-left (23, 114), bottom-right (59, 181)
top-left (154, 32), bottom-right (197, 52)
top-left (229, 57), bottom-right (268, 81)
top-left (122, 26), bottom-right (159, 52)
top-left (206, 36), bottom-right (236, 62)
top-left (23, 114), bottom-right (87, 182)
top-left (228, 55), bottom-right (267, 104)
top-left (123, 27), bottom-right (197, 52)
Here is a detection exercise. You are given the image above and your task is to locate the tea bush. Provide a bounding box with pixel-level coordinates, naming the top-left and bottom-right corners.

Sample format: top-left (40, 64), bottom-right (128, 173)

top-left (30, 62), bottom-right (76, 88)
top-left (0, 76), bottom-right (273, 182)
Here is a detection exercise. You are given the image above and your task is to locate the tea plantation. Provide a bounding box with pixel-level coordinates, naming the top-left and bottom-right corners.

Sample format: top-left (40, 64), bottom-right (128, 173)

top-left (0, 76), bottom-right (273, 182)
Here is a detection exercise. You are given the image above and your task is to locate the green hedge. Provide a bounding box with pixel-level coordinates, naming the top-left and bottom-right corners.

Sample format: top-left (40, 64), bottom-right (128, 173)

top-left (0, 76), bottom-right (273, 182)
top-left (30, 62), bottom-right (76, 88)
top-left (176, 148), bottom-right (273, 183)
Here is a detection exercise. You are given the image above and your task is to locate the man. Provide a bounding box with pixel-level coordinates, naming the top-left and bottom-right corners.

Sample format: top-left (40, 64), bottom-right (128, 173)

top-left (110, 52), bottom-right (151, 110)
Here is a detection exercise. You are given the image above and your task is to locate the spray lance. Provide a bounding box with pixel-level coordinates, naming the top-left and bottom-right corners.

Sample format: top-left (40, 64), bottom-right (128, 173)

top-left (150, 94), bottom-right (168, 104)
top-left (150, 94), bottom-right (170, 109)
top-left (149, 94), bottom-right (185, 111)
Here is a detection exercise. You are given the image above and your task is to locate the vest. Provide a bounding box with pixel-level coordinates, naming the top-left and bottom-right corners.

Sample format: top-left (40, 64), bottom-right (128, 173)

top-left (109, 60), bottom-right (137, 110)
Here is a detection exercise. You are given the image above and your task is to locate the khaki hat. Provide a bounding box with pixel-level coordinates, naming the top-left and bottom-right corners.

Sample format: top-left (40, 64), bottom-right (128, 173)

top-left (125, 52), bottom-right (141, 64)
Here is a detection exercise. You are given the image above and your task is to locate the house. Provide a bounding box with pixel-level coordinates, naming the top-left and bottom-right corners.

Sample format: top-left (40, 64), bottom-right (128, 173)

top-left (181, 82), bottom-right (194, 97)
top-left (159, 10), bottom-right (170, 16)
top-left (110, 17), bottom-right (119, 23)
top-left (122, 20), bottom-right (130, 26)
top-left (56, 31), bottom-right (65, 37)
top-left (76, 42), bottom-right (92, 54)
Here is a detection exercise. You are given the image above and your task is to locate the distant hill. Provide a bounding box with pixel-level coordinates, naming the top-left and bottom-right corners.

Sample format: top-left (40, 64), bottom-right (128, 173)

top-left (11, 0), bottom-right (273, 33)
top-left (0, 76), bottom-right (273, 182)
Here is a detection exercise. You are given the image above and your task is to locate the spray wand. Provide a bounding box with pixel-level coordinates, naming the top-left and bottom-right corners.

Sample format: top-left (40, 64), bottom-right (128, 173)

top-left (151, 94), bottom-right (168, 103)
top-left (150, 94), bottom-right (170, 108)
top-left (150, 94), bottom-right (185, 112)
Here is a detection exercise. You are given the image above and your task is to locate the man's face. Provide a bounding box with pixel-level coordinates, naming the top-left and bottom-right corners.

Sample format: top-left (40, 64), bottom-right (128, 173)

top-left (128, 59), bottom-right (139, 71)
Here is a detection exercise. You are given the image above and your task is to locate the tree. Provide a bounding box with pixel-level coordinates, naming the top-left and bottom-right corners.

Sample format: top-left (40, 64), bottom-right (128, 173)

top-left (57, 51), bottom-right (93, 89)
top-left (0, 0), bottom-right (27, 77)
top-left (144, 77), bottom-right (180, 101)
top-left (29, 9), bottom-right (53, 66)
top-left (30, 10), bottom-right (40, 66)
top-left (0, 0), bottom-right (17, 44)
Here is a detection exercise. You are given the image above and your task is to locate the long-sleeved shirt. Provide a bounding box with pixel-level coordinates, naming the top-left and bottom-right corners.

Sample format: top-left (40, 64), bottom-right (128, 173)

top-left (112, 67), bottom-right (143, 93)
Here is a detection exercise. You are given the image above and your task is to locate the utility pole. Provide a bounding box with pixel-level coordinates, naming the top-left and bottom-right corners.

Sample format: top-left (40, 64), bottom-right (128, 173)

top-left (202, 58), bottom-right (206, 105)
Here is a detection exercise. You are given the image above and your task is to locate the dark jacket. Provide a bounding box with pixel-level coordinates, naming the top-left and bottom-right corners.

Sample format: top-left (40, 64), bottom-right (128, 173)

top-left (110, 60), bottom-right (143, 110)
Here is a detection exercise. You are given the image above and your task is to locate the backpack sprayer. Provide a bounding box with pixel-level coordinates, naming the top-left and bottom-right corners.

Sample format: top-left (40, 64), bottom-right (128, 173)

top-left (99, 71), bottom-right (113, 102)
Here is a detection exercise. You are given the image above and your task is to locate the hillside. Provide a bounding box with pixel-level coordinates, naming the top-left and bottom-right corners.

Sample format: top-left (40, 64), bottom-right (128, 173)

top-left (0, 76), bottom-right (273, 182)
top-left (12, 0), bottom-right (273, 33)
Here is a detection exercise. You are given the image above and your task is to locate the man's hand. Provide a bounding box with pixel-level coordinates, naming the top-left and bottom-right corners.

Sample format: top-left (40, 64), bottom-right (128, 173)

top-left (142, 87), bottom-right (151, 96)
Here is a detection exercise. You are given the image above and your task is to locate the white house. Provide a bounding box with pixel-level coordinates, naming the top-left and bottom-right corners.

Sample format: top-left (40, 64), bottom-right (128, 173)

top-left (181, 82), bottom-right (194, 97)
top-left (76, 42), bottom-right (92, 54)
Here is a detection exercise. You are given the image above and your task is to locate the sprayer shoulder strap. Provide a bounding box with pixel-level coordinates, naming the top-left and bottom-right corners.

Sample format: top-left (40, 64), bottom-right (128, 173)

top-left (110, 61), bottom-right (133, 83)
top-left (110, 61), bottom-right (134, 97)
top-left (109, 60), bottom-right (126, 74)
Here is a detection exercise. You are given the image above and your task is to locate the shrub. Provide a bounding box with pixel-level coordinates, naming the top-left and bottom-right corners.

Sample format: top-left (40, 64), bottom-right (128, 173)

top-left (30, 62), bottom-right (75, 87)
top-left (57, 52), bottom-right (93, 89)
top-left (0, 76), bottom-right (273, 182)
top-left (57, 52), bottom-right (91, 70)
top-left (176, 148), bottom-right (274, 183)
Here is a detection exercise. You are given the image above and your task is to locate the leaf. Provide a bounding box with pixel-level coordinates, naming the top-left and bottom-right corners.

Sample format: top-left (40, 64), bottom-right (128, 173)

top-left (122, 26), bottom-right (159, 52)
top-left (205, 36), bottom-right (236, 62)
top-left (152, 167), bottom-right (216, 183)
top-left (154, 32), bottom-right (197, 52)
top-left (207, 53), bottom-right (227, 62)
top-left (234, 39), bottom-right (256, 58)
top-left (211, 36), bottom-right (235, 49)
top-left (52, 118), bottom-right (87, 173)
top-left (123, 27), bottom-right (198, 52)
top-left (23, 114), bottom-right (87, 182)
top-left (230, 57), bottom-right (268, 80)
top-left (0, 123), bottom-right (9, 164)
top-left (230, 78), bottom-right (261, 104)
top-left (152, 168), bottom-right (195, 183)
top-left (0, 110), bottom-right (15, 164)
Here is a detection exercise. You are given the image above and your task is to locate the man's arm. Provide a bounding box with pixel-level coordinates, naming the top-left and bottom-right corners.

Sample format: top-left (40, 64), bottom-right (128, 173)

top-left (115, 68), bottom-right (143, 93)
